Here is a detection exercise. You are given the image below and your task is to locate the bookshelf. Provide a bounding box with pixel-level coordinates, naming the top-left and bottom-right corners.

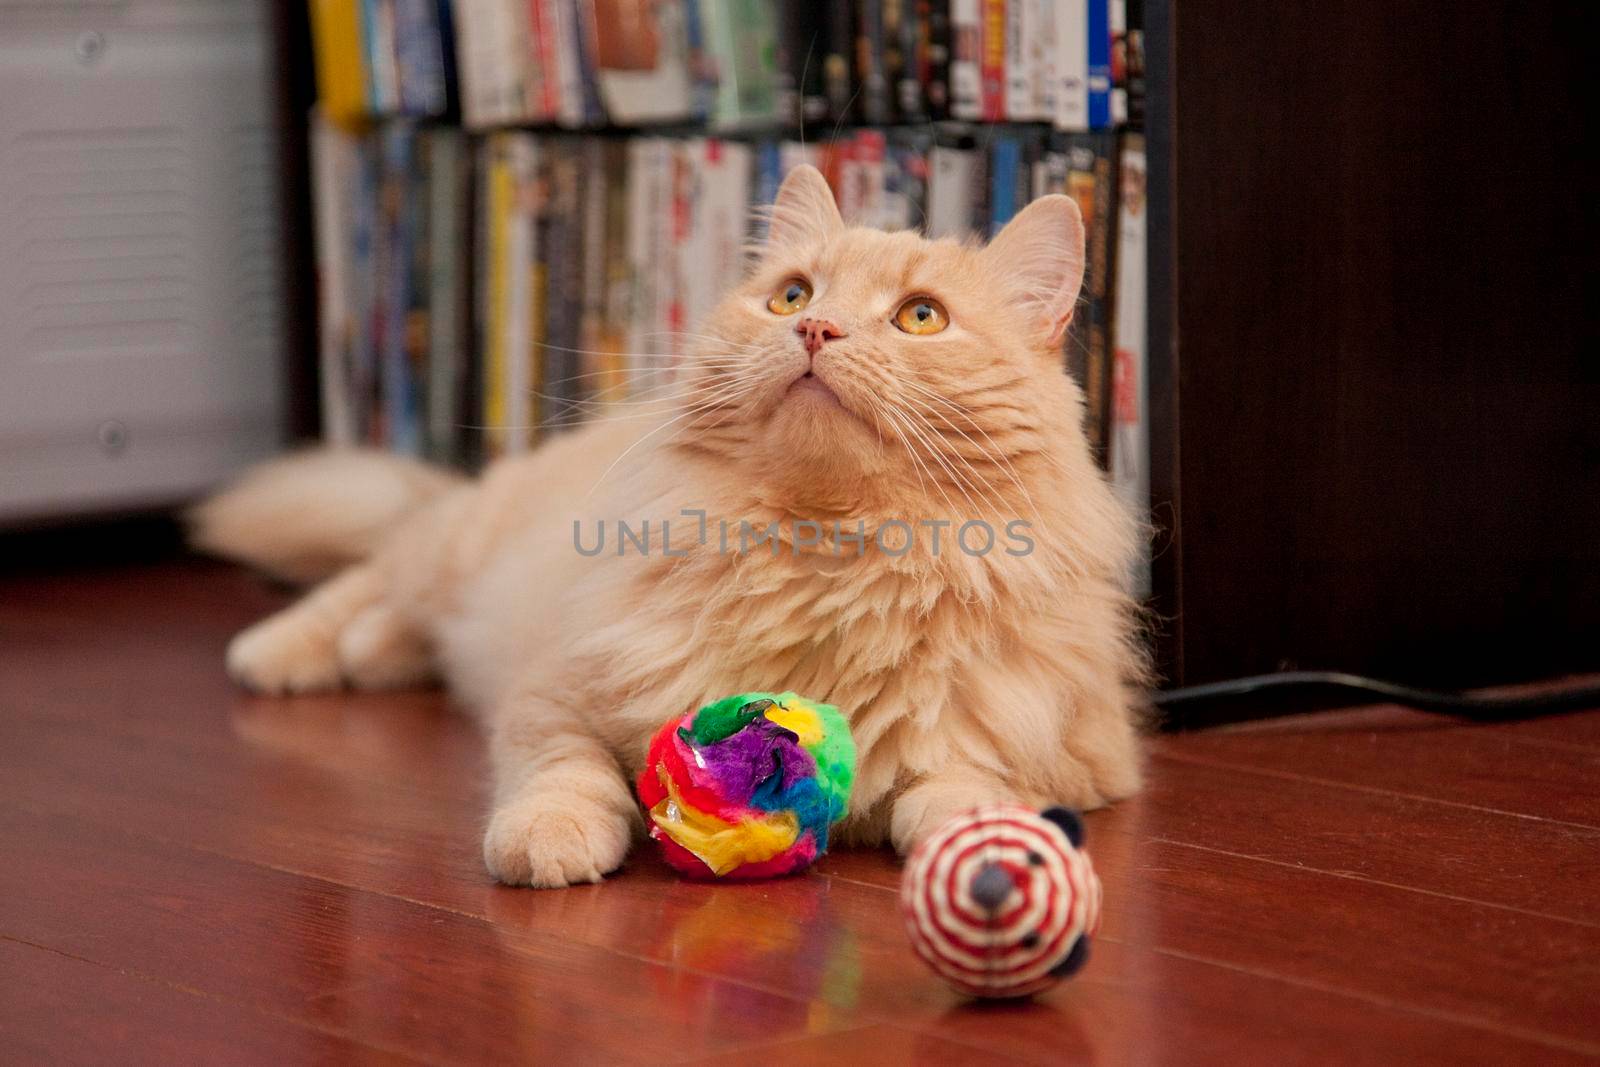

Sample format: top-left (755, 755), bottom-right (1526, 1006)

top-left (294, 1), bottom-right (1154, 508)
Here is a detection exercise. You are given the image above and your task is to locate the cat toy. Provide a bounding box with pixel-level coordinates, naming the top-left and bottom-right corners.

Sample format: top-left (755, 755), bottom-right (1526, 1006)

top-left (637, 692), bottom-right (855, 880)
top-left (901, 805), bottom-right (1101, 998)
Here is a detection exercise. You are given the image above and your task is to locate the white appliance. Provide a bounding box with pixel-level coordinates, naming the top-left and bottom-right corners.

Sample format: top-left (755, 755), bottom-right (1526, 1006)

top-left (0, 0), bottom-right (286, 523)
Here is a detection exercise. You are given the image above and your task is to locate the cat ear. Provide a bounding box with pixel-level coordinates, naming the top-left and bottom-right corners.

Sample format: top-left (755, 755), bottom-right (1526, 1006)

top-left (979, 195), bottom-right (1087, 345)
top-left (765, 165), bottom-right (843, 251)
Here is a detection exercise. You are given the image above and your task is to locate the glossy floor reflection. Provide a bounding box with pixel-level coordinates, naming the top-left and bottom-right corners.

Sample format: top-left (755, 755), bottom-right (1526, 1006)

top-left (2, 560), bottom-right (1596, 1064)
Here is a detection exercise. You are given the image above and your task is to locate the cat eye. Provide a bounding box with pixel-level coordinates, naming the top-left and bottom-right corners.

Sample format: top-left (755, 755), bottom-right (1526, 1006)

top-left (893, 296), bottom-right (949, 335)
top-left (767, 278), bottom-right (813, 316)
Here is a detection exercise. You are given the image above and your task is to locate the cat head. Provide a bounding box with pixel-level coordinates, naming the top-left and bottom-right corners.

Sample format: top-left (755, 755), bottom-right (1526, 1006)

top-left (672, 164), bottom-right (1089, 517)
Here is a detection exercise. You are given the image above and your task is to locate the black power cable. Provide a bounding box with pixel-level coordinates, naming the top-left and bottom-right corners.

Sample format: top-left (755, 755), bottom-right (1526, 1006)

top-left (1152, 671), bottom-right (1600, 723)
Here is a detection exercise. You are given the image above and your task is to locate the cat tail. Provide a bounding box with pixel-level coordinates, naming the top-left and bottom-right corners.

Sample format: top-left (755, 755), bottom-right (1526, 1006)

top-left (187, 448), bottom-right (465, 584)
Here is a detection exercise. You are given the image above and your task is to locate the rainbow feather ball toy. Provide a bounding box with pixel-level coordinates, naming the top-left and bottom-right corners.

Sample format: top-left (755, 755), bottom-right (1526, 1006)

top-left (902, 805), bottom-right (1102, 998)
top-left (637, 692), bottom-right (855, 880)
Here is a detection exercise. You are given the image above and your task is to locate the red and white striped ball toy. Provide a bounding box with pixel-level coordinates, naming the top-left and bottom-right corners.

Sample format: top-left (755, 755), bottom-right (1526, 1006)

top-left (901, 805), bottom-right (1101, 998)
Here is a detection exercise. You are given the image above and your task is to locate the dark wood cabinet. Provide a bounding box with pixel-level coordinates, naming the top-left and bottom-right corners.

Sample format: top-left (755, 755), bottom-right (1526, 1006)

top-left (1144, 1), bottom-right (1597, 719)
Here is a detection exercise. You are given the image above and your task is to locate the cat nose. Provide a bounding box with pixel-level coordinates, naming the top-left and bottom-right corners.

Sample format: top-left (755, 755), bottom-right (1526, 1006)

top-left (797, 317), bottom-right (846, 356)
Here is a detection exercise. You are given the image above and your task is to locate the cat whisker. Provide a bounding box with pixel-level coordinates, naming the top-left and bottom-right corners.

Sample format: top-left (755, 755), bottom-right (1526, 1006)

top-left (540, 353), bottom-right (746, 377)
top-left (880, 403), bottom-right (963, 520)
top-left (523, 399), bottom-right (688, 429)
top-left (530, 358), bottom-right (753, 407)
top-left (529, 376), bottom-right (742, 414)
top-left (521, 366), bottom-right (764, 436)
top-left (895, 396), bottom-right (1014, 519)
top-left (647, 378), bottom-right (767, 456)
top-left (523, 339), bottom-right (724, 364)
top-left (639, 330), bottom-right (763, 352)
top-left (897, 406), bottom-right (997, 518)
top-left (949, 376), bottom-right (1030, 403)
top-left (875, 403), bottom-right (934, 504)
top-left (826, 83), bottom-right (863, 159)
top-left (899, 382), bottom-right (1039, 522)
top-left (583, 380), bottom-right (765, 499)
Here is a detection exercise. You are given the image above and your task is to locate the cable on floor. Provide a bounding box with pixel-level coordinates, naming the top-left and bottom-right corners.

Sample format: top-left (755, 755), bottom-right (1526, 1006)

top-left (1152, 671), bottom-right (1600, 722)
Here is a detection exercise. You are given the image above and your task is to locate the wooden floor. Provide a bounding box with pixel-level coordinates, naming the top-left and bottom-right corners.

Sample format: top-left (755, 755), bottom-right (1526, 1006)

top-left (2, 558), bottom-right (1597, 1065)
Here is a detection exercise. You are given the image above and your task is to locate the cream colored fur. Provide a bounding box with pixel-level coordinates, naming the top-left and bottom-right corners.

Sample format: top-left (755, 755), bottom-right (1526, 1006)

top-left (207, 166), bottom-right (1147, 887)
top-left (189, 448), bottom-right (464, 583)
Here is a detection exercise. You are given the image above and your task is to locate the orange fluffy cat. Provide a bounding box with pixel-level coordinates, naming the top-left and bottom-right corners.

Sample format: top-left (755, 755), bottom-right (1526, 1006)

top-left (195, 166), bottom-right (1146, 888)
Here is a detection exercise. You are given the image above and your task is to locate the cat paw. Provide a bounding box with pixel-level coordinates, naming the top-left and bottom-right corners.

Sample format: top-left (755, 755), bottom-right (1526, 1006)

top-left (889, 777), bottom-right (1024, 855)
top-left (482, 798), bottom-right (632, 888)
top-left (1071, 717), bottom-right (1146, 806)
top-left (336, 605), bottom-right (433, 690)
top-left (226, 612), bottom-right (342, 694)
